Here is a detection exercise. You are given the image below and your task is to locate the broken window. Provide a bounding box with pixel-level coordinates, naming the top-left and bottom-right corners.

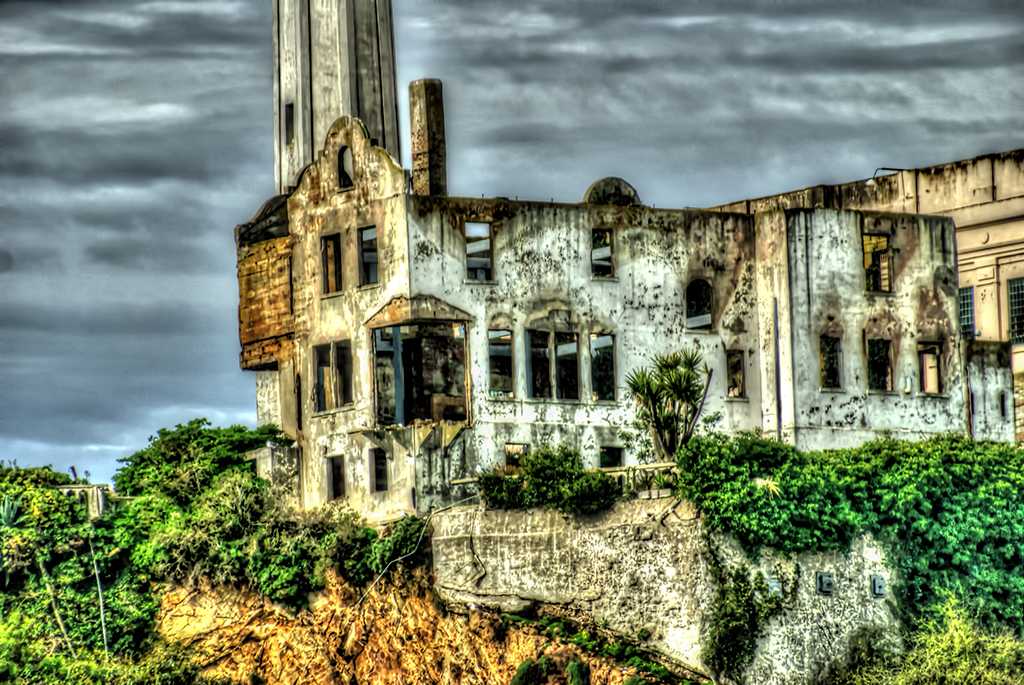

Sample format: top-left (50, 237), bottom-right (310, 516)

top-left (372, 448), bottom-right (388, 492)
top-left (591, 229), bottom-right (613, 278)
top-left (466, 222), bottom-right (492, 281)
top-left (959, 287), bottom-right (975, 340)
top-left (329, 455), bottom-right (345, 499)
top-left (726, 349), bottom-right (744, 398)
top-left (359, 226), bottom-right (378, 286)
top-left (867, 338), bottom-right (893, 391)
top-left (863, 234), bottom-right (892, 292)
top-left (338, 146), bottom-right (353, 188)
top-left (918, 342), bottom-right (943, 394)
top-left (1010, 277), bottom-right (1024, 345)
top-left (314, 343), bottom-right (333, 412)
top-left (527, 330), bottom-right (552, 399)
top-left (599, 446), bottom-right (623, 469)
top-left (505, 443), bottom-right (529, 468)
top-left (590, 334), bottom-right (615, 401)
top-left (321, 233), bottom-right (342, 295)
top-left (555, 332), bottom-right (579, 400)
top-left (488, 329), bottom-right (514, 397)
top-left (685, 280), bottom-right (713, 330)
top-left (820, 335), bottom-right (842, 389)
top-left (373, 323), bottom-right (468, 425)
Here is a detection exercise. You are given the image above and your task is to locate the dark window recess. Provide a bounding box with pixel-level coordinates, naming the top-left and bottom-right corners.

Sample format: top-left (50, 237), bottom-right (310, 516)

top-left (314, 343), bottom-right (332, 412)
top-left (284, 103), bottom-right (295, 145)
top-left (373, 323), bottom-right (468, 426)
top-left (863, 234), bottom-right (892, 292)
top-left (488, 330), bottom-right (514, 397)
top-left (959, 287), bottom-right (975, 340)
top-left (820, 335), bottom-right (842, 389)
top-left (321, 234), bottom-right (342, 294)
top-left (505, 443), bottom-right (529, 468)
top-left (359, 226), bottom-right (378, 285)
top-left (338, 146), bottom-right (354, 188)
top-left (867, 338), bottom-right (893, 391)
top-left (1000, 392), bottom-right (1007, 419)
top-left (527, 330), bottom-right (552, 399)
top-left (555, 332), bottom-right (579, 400)
top-left (919, 342), bottom-right (943, 394)
top-left (599, 446), bottom-right (623, 469)
top-left (590, 334), bottom-right (616, 401)
top-left (591, 229), bottom-right (614, 278)
top-left (329, 455), bottom-right (345, 499)
top-left (685, 280), bottom-right (713, 329)
top-left (726, 349), bottom-right (744, 398)
top-left (336, 340), bottom-right (354, 406)
top-left (372, 448), bottom-right (388, 492)
top-left (295, 373), bottom-right (302, 430)
top-left (1010, 277), bottom-right (1024, 345)
top-left (466, 222), bottom-right (492, 281)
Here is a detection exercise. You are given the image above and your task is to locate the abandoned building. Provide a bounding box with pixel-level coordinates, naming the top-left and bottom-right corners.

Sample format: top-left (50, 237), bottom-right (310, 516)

top-left (236, 0), bottom-right (1018, 518)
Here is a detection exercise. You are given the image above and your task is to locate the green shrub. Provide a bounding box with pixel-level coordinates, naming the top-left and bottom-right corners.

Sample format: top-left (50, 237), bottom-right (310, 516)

top-left (510, 658), bottom-right (542, 685)
top-left (566, 659), bottom-right (590, 685)
top-left (369, 515), bottom-right (430, 575)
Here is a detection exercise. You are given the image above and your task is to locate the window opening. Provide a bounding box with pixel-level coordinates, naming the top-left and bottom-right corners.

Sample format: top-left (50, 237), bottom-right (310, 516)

top-left (321, 234), bottom-right (342, 294)
top-left (505, 443), bottom-right (529, 468)
top-left (1010, 277), bottom-right (1024, 345)
top-left (526, 330), bottom-right (552, 399)
top-left (359, 226), bottom-right (378, 285)
top-left (372, 448), bottom-right (388, 492)
top-left (918, 342), bottom-right (942, 394)
top-left (488, 329), bottom-right (514, 397)
top-left (284, 103), bottom-right (295, 146)
top-left (466, 222), bottom-right (492, 281)
top-left (820, 335), bottom-right (842, 389)
top-left (336, 340), bottom-right (353, 406)
top-left (338, 146), bottom-right (353, 188)
top-left (329, 455), bottom-right (345, 499)
top-left (591, 229), bottom-right (613, 278)
top-left (863, 234), bottom-right (892, 292)
top-left (314, 343), bottom-right (333, 412)
top-left (599, 446), bottom-right (623, 469)
top-left (867, 338), bottom-right (893, 391)
top-left (555, 332), bottom-right (579, 400)
top-left (1000, 392), bottom-right (1007, 419)
top-left (591, 334), bottom-right (616, 401)
top-left (959, 287), bottom-right (975, 340)
top-left (685, 280), bottom-right (713, 329)
top-left (373, 323), bottom-right (468, 426)
top-left (295, 373), bottom-right (302, 429)
top-left (726, 350), bottom-right (745, 398)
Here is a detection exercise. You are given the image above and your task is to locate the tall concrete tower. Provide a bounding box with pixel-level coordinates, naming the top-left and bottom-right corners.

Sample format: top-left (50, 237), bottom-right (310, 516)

top-left (273, 0), bottom-right (401, 193)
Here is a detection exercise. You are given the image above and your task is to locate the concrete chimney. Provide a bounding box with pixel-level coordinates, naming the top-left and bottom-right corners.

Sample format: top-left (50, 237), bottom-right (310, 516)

top-left (409, 79), bottom-right (447, 196)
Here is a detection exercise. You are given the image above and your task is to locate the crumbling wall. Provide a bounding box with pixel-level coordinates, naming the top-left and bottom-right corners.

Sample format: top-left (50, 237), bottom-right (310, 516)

top-left (237, 235), bottom-right (295, 370)
top-left (965, 341), bottom-right (1015, 443)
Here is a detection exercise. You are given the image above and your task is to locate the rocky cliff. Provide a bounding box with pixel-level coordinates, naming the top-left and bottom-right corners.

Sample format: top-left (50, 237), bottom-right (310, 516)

top-left (158, 566), bottom-right (662, 685)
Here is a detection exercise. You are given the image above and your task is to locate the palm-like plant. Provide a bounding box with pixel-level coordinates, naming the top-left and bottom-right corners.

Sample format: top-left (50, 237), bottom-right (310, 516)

top-left (0, 495), bottom-right (26, 529)
top-left (625, 347), bottom-right (712, 462)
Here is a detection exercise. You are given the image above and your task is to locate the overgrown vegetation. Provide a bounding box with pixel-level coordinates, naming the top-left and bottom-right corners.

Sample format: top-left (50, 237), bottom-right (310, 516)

top-left (477, 444), bottom-right (620, 516)
top-left (0, 418), bottom-right (430, 684)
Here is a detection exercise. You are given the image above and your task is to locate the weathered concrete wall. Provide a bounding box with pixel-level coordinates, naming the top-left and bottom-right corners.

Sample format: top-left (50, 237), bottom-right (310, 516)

top-left (433, 500), bottom-right (899, 685)
top-left (966, 341), bottom-right (1016, 443)
top-left (256, 369), bottom-right (283, 430)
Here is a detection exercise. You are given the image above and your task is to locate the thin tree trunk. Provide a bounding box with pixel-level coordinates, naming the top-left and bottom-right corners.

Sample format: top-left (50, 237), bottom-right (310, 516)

top-left (37, 559), bottom-right (76, 659)
top-left (88, 536), bottom-right (109, 657)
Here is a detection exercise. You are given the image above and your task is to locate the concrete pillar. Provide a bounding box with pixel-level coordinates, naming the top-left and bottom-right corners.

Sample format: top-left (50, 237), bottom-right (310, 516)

top-left (409, 78), bottom-right (447, 196)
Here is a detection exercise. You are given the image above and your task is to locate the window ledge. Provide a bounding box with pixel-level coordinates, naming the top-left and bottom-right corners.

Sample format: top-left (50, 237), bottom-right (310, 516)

top-left (487, 395), bottom-right (518, 402)
top-left (463, 278), bottom-right (497, 285)
top-left (819, 387), bottom-right (846, 394)
top-left (919, 392), bottom-right (950, 399)
top-left (321, 290), bottom-right (346, 300)
top-left (864, 290), bottom-right (896, 297)
top-left (590, 275), bottom-right (618, 282)
top-left (867, 390), bottom-right (899, 396)
top-left (726, 396), bottom-right (748, 402)
top-left (591, 399), bottom-right (619, 405)
top-left (312, 404), bottom-right (356, 418)
top-left (685, 328), bottom-right (717, 335)
top-left (358, 283), bottom-right (381, 291)
top-left (522, 397), bottom-right (584, 405)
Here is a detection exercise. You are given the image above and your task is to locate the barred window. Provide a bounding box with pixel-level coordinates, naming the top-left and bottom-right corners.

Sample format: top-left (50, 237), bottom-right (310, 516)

top-left (1010, 278), bottom-right (1024, 345)
top-left (959, 287), bottom-right (975, 340)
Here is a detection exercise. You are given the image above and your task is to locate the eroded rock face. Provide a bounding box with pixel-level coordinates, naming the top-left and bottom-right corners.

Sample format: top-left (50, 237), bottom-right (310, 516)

top-left (158, 567), bottom-right (648, 685)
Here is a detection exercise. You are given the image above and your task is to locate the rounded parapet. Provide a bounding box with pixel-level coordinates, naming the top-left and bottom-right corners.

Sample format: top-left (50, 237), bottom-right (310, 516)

top-left (583, 177), bottom-right (642, 207)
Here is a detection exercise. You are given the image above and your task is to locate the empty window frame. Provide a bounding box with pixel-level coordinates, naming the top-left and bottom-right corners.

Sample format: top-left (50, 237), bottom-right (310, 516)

top-left (284, 102), bottom-right (295, 146)
top-left (338, 146), bottom-right (354, 188)
top-left (526, 330), bottom-right (552, 399)
top-left (555, 332), bottom-right (580, 400)
top-left (371, 448), bottom-right (388, 492)
top-left (590, 334), bottom-right (616, 401)
top-left (505, 443), bottom-right (529, 468)
top-left (359, 226), bottom-right (378, 286)
top-left (321, 233), bottom-right (342, 295)
top-left (685, 280), bottom-right (713, 330)
top-left (591, 229), bottom-right (614, 278)
top-left (466, 222), bottom-right (492, 281)
top-left (918, 342), bottom-right (943, 394)
top-left (329, 455), bottom-right (345, 499)
top-left (863, 234), bottom-right (892, 292)
top-left (488, 330), bottom-right (514, 397)
top-left (820, 335), bottom-right (842, 389)
top-left (599, 446), bottom-right (623, 469)
top-left (726, 349), bottom-right (745, 398)
top-left (525, 331), bottom-right (579, 400)
top-left (959, 287), bottom-right (975, 340)
top-left (313, 340), bottom-right (354, 412)
top-left (867, 338), bottom-right (893, 391)
top-left (314, 343), bottom-right (333, 412)
top-left (1010, 277), bottom-right (1024, 345)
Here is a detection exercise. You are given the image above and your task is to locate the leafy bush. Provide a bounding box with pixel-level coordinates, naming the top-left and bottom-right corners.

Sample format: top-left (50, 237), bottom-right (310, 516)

top-left (478, 444), bottom-right (619, 516)
top-left (566, 659), bottom-right (590, 685)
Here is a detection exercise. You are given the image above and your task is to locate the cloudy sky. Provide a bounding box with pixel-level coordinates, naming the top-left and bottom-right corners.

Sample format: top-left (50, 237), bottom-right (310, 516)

top-left (1, 0), bottom-right (1022, 484)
